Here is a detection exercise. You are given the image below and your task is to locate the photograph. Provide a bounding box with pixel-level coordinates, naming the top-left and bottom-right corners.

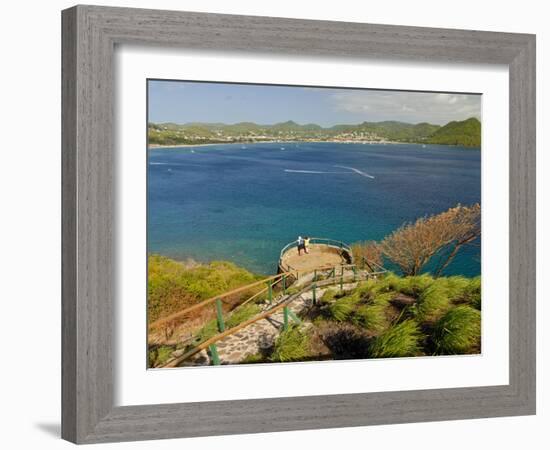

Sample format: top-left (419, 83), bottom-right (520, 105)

top-left (146, 80), bottom-right (482, 368)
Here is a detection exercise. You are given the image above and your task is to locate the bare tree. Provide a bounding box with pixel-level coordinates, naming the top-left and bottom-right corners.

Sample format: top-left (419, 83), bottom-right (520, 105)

top-left (379, 204), bottom-right (480, 276)
top-left (351, 240), bottom-right (383, 270)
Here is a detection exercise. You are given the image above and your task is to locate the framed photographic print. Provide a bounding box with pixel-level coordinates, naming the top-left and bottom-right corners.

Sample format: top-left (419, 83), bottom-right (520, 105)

top-left (62, 5), bottom-right (536, 444)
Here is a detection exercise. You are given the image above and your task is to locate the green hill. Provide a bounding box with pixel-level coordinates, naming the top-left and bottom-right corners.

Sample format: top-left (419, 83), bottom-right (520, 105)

top-left (148, 117), bottom-right (481, 147)
top-left (426, 117), bottom-right (481, 147)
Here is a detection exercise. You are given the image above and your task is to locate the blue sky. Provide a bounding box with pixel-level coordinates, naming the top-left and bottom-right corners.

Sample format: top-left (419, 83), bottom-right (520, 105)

top-left (148, 80), bottom-right (481, 126)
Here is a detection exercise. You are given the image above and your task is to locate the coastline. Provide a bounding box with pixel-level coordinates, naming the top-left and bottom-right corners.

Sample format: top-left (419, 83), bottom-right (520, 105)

top-left (148, 139), bottom-right (412, 150)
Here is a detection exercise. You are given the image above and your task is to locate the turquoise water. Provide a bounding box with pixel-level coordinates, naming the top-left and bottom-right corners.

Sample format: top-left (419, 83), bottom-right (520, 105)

top-left (147, 142), bottom-right (481, 276)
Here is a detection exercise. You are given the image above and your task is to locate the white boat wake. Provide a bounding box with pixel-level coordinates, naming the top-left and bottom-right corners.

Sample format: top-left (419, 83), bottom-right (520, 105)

top-left (334, 165), bottom-right (375, 179)
top-left (284, 166), bottom-right (374, 178)
top-left (284, 169), bottom-right (347, 174)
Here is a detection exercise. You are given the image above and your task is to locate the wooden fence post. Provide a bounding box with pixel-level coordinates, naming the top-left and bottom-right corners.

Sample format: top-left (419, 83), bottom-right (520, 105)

top-left (312, 283), bottom-right (317, 305)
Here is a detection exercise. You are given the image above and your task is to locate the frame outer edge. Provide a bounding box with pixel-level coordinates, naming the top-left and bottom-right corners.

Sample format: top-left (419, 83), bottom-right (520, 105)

top-left (61, 5), bottom-right (78, 443)
top-left (63, 5), bottom-right (116, 443)
top-left (509, 34), bottom-right (536, 413)
top-left (61, 4), bottom-right (537, 444)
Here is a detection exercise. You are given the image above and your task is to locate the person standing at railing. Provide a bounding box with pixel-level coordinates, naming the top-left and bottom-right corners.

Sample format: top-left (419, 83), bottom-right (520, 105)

top-left (297, 236), bottom-right (305, 256)
top-left (304, 236), bottom-right (310, 254)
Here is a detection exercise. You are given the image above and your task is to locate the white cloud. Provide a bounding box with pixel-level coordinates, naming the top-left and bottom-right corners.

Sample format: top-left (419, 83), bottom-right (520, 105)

top-left (330, 90), bottom-right (481, 124)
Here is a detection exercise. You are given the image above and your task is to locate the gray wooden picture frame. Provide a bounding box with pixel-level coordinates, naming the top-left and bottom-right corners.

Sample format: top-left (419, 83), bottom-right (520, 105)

top-left (61, 4), bottom-right (536, 444)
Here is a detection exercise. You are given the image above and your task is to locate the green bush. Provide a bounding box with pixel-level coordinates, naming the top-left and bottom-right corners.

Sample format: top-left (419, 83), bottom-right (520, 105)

top-left (432, 306), bottom-right (481, 354)
top-left (370, 291), bottom-right (394, 306)
top-left (463, 276), bottom-right (481, 310)
top-left (442, 276), bottom-right (471, 301)
top-left (369, 320), bottom-right (422, 358)
top-left (414, 281), bottom-right (452, 323)
top-left (327, 294), bottom-right (361, 322)
top-left (271, 326), bottom-right (311, 362)
top-left (320, 288), bottom-right (339, 303)
top-left (375, 273), bottom-right (402, 293)
top-left (352, 303), bottom-right (389, 334)
top-left (396, 274), bottom-right (434, 296)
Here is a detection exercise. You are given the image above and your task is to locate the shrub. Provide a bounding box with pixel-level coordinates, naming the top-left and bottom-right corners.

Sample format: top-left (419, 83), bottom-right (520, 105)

top-left (352, 304), bottom-right (389, 334)
top-left (327, 294), bottom-right (361, 322)
top-left (432, 306), bottom-right (481, 354)
top-left (320, 288), bottom-right (339, 304)
top-left (271, 326), bottom-right (311, 362)
top-left (414, 281), bottom-right (452, 323)
top-left (370, 291), bottom-right (394, 306)
top-left (442, 276), bottom-right (471, 301)
top-left (396, 274), bottom-right (434, 296)
top-left (462, 276), bottom-right (481, 310)
top-left (369, 320), bottom-right (422, 358)
top-left (355, 279), bottom-right (379, 296)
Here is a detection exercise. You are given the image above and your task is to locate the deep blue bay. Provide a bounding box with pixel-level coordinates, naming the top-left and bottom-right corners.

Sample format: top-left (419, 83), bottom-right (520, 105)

top-left (147, 142), bottom-right (481, 276)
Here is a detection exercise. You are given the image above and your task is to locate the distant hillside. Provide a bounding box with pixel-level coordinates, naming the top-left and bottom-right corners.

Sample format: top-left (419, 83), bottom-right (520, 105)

top-left (148, 117), bottom-right (481, 147)
top-left (426, 118), bottom-right (481, 147)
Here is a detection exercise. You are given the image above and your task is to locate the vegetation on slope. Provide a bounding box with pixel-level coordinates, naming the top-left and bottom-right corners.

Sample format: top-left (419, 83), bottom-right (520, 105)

top-left (426, 117), bottom-right (481, 147)
top-left (301, 273), bottom-right (480, 360)
top-left (148, 254), bottom-right (261, 324)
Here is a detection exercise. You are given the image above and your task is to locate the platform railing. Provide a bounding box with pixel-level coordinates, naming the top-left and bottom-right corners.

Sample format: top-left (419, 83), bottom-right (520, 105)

top-left (278, 237), bottom-right (354, 273)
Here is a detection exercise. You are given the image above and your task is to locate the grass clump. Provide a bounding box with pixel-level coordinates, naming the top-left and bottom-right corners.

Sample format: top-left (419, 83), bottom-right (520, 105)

top-left (240, 353), bottom-right (266, 364)
top-left (375, 273), bottom-right (403, 293)
top-left (226, 303), bottom-right (261, 329)
top-left (352, 304), bottom-right (389, 334)
top-left (326, 294), bottom-right (361, 322)
top-left (148, 345), bottom-right (174, 367)
top-left (396, 274), bottom-right (434, 296)
top-left (462, 276), bottom-right (481, 310)
top-left (442, 276), bottom-right (472, 301)
top-left (271, 326), bottom-right (311, 362)
top-left (369, 320), bottom-right (422, 358)
top-left (414, 281), bottom-right (452, 323)
top-left (432, 306), bottom-right (481, 354)
top-left (320, 288), bottom-right (339, 304)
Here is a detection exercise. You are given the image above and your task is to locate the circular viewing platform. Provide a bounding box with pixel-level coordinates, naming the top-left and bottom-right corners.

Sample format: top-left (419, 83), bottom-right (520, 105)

top-left (278, 238), bottom-right (354, 275)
